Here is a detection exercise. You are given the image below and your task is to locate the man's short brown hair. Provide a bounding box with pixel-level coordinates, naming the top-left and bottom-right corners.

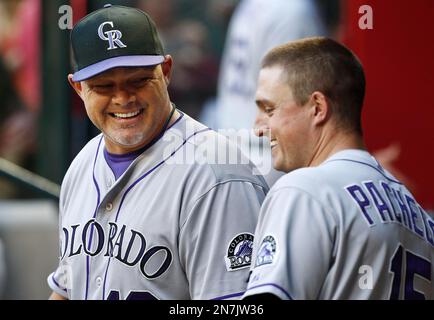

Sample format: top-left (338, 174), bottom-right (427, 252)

top-left (262, 37), bottom-right (366, 134)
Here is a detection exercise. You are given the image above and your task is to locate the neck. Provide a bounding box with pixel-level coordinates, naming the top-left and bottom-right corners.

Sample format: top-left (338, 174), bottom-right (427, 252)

top-left (168, 108), bottom-right (180, 128)
top-left (308, 126), bottom-right (366, 167)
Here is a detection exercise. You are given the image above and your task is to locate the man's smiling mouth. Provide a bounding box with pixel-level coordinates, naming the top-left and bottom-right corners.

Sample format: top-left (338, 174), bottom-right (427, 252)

top-left (110, 108), bottom-right (144, 119)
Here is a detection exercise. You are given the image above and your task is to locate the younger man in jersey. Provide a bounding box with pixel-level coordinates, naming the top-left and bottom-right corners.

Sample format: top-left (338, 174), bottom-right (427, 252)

top-left (48, 5), bottom-right (268, 300)
top-left (243, 37), bottom-right (433, 299)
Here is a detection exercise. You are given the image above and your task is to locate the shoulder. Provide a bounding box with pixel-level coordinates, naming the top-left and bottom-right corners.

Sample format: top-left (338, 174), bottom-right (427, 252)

top-left (171, 113), bottom-right (269, 191)
top-left (266, 150), bottom-right (388, 214)
top-left (271, 151), bottom-right (374, 195)
top-left (264, 161), bottom-right (354, 220)
top-left (271, 166), bottom-right (328, 195)
top-left (68, 134), bottom-right (103, 170)
top-left (61, 134), bottom-right (103, 190)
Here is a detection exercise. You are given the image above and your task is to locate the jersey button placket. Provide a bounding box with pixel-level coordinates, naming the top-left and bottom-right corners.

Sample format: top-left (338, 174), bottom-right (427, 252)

top-left (106, 202), bottom-right (113, 212)
top-left (96, 277), bottom-right (102, 287)
top-left (106, 179), bottom-right (113, 189)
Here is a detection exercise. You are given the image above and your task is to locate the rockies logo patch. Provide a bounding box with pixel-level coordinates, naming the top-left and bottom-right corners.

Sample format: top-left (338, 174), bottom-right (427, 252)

top-left (255, 235), bottom-right (276, 267)
top-left (225, 233), bottom-right (254, 272)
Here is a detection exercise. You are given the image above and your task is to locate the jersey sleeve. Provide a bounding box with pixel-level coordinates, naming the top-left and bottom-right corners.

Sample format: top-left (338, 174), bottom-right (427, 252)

top-left (243, 186), bottom-right (337, 300)
top-left (47, 269), bottom-right (69, 298)
top-left (47, 225), bottom-right (70, 298)
top-left (47, 173), bottom-right (70, 299)
top-left (179, 180), bottom-right (267, 300)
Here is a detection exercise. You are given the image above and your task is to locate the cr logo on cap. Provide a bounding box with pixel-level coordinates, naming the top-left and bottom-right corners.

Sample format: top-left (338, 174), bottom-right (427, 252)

top-left (98, 21), bottom-right (127, 50)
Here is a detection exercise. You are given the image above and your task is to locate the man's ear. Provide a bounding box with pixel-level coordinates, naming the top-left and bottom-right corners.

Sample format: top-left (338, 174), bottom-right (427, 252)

top-left (161, 55), bottom-right (173, 86)
top-left (67, 74), bottom-right (84, 100)
top-left (310, 91), bottom-right (330, 126)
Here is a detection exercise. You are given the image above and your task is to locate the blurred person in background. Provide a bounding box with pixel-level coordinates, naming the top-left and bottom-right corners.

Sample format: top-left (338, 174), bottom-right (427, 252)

top-left (0, 1), bottom-right (41, 298)
top-left (200, 0), bottom-right (330, 187)
top-left (205, 0), bottom-right (239, 57)
top-left (166, 19), bottom-right (219, 120)
top-left (138, 0), bottom-right (219, 120)
top-left (0, 0), bottom-right (41, 198)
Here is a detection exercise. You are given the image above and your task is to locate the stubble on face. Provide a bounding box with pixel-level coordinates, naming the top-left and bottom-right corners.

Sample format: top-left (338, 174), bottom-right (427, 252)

top-left (80, 66), bottom-right (171, 154)
top-left (256, 66), bottom-right (313, 173)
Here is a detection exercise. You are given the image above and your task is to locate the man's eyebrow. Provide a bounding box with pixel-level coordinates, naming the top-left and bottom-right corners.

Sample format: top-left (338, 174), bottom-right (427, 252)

top-left (255, 98), bottom-right (273, 108)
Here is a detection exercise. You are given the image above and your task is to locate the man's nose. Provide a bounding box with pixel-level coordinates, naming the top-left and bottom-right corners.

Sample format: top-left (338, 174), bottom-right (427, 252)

top-left (112, 87), bottom-right (136, 107)
top-left (254, 112), bottom-right (268, 137)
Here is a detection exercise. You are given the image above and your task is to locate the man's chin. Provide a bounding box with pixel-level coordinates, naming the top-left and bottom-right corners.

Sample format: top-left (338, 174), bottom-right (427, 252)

top-left (105, 132), bottom-right (147, 149)
top-left (272, 160), bottom-right (284, 173)
top-left (272, 158), bottom-right (291, 173)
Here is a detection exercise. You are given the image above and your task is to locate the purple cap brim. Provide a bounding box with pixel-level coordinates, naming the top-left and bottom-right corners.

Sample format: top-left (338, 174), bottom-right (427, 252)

top-left (72, 55), bottom-right (165, 82)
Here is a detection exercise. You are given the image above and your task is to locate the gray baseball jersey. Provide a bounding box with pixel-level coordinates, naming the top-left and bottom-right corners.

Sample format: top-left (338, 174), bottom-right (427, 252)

top-left (244, 149), bottom-right (433, 299)
top-left (48, 112), bottom-right (268, 300)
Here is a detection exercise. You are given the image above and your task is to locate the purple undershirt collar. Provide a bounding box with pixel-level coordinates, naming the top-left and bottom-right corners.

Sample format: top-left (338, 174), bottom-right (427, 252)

top-left (103, 146), bottom-right (145, 180)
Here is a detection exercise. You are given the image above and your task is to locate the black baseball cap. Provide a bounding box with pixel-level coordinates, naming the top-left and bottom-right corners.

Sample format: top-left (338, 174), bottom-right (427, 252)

top-left (71, 4), bottom-right (165, 82)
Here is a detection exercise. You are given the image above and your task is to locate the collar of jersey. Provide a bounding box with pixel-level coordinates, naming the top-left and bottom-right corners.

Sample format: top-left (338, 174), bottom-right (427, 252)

top-left (322, 149), bottom-right (373, 165)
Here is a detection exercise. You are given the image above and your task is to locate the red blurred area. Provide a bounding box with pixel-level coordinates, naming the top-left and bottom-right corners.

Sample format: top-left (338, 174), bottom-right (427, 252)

top-left (341, 0), bottom-right (434, 209)
top-left (71, 0), bottom-right (87, 24)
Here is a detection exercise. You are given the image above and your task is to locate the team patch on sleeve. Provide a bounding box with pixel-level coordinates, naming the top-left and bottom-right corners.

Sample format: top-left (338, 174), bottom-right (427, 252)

top-left (255, 235), bottom-right (277, 267)
top-left (225, 233), bottom-right (254, 271)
